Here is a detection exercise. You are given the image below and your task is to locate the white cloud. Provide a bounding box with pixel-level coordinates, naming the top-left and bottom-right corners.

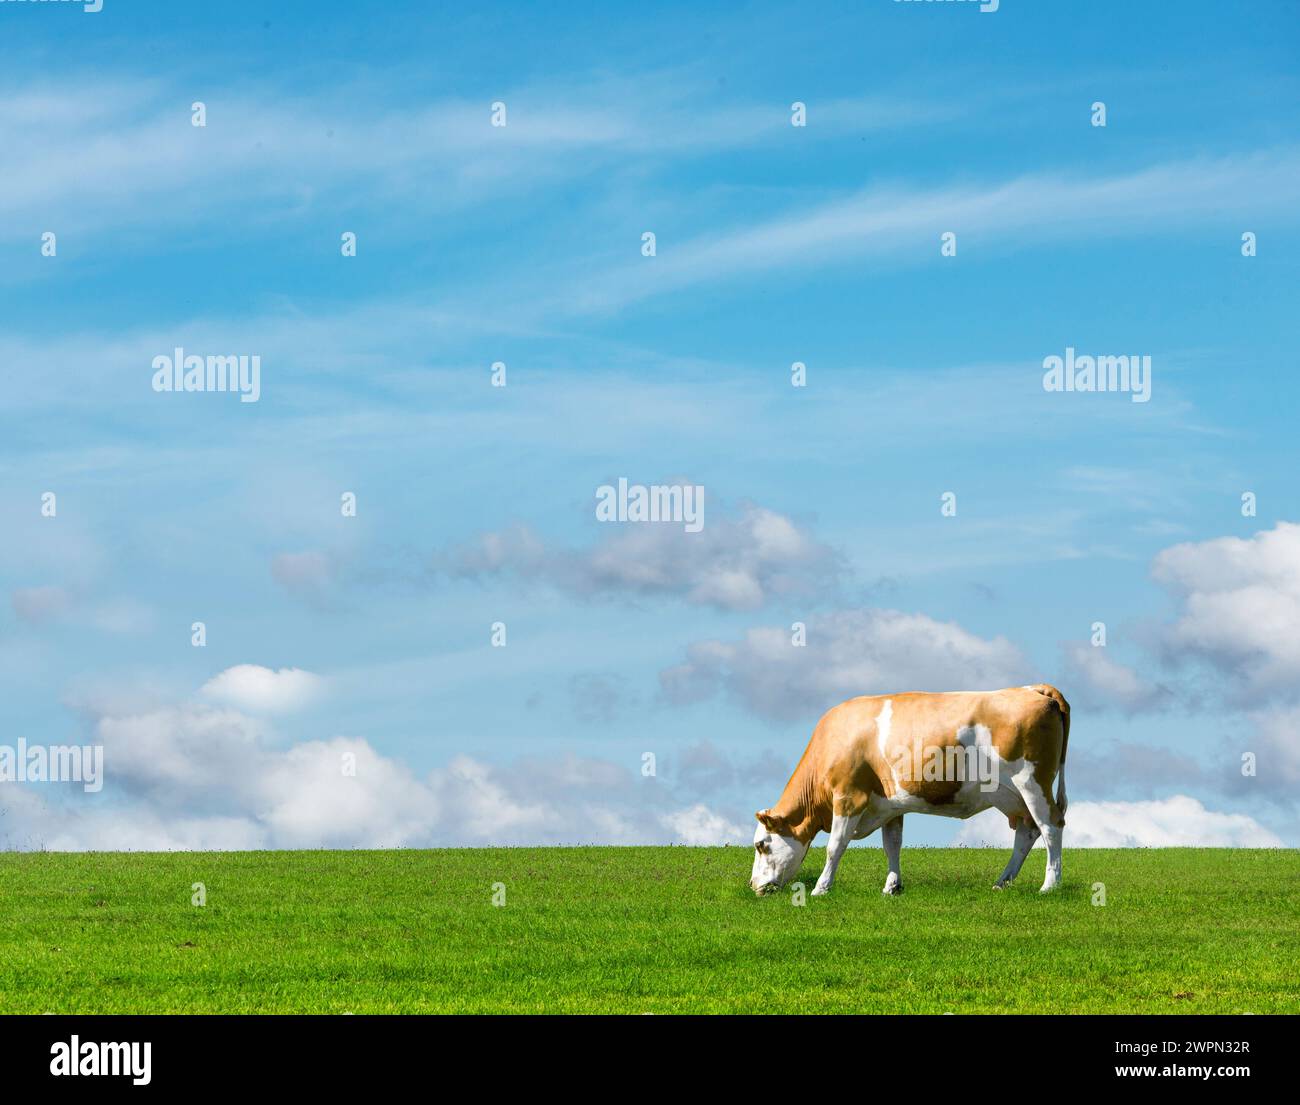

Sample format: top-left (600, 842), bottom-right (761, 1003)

top-left (0, 787), bottom-right (270, 852)
top-left (200, 665), bottom-right (324, 714)
top-left (1062, 641), bottom-right (1172, 714)
top-left (444, 503), bottom-right (838, 612)
top-left (427, 755), bottom-right (553, 841)
top-left (261, 738), bottom-right (443, 848)
top-left (954, 795), bottom-right (1282, 848)
top-left (0, 76), bottom-right (937, 245)
top-left (658, 804), bottom-right (748, 846)
top-left (660, 608), bottom-right (1030, 722)
top-left (1239, 705), bottom-right (1300, 793)
top-left (96, 705), bottom-right (266, 808)
top-left (5, 680), bottom-right (1290, 851)
top-left (1153, 521), bottom-right (1300, 700)
top-left (1, 690), bottom-right (763, 850)
top-left (571, 148), bottom-right (1300, 313)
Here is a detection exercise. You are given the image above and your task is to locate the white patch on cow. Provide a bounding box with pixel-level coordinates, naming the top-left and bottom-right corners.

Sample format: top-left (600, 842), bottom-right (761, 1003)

top-left (863, 727), bottom-right (1035, 828)
top-left (948, 722), bottom-right (1005, 807)
top-left (750, 821), bottom-right (809, 894)
top-left (955, 722), bottom-right (993, 748)
top-left (876, 699), bottom-right (897, 791)
top-left (1015, 768), bottom-right (1051, 820)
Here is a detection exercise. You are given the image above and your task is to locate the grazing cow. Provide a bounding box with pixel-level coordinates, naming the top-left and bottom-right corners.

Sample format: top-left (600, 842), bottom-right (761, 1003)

top-left (750, 684), bottom-right (1069, 896)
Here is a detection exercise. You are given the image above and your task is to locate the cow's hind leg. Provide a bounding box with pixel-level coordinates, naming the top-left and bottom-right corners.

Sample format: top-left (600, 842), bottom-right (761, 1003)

top-left (1038, 822), bottom-right (1063, 893)
top-left (1014, 770), bottom-right (1064, 893)
top-left (812, 808), bottom-right (862, 896)
top-left (881, 816), bottom-right (904, 895)
top-left (994, 816), bottom-right (1040, 889)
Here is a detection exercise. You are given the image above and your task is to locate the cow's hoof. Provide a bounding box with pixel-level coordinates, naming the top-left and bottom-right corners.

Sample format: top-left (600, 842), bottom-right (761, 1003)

top-left (993, 880), bottom-right (1009, 890)
top-left (810, 885), bottom-right (830, 897)
top-left (882, 876), bottom-right (903, 896)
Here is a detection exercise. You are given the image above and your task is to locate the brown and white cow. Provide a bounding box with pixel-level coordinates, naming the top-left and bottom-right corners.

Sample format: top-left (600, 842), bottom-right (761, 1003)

top-left (750, 684), bottom-right (1069, 896)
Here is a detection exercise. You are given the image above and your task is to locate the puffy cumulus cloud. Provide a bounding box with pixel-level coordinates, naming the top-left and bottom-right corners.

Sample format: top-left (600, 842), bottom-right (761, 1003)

top-left (658, 804), bottom-right (748, 845)
top-left (421, 752), bottom-right (746, 846)
top-left (440, 503), bottom-right (839, 612)
top-left (0, 787), bottom-right (271, 852)
top-left (96, 705), bottom-right (268, 809)
top-left (660, 608), bottom-right (1030, 722)
top-left (1062, 642), bottom-right (1174, 714)
top-left (83, 703), bottom-right (434, 849)
top-left (954, 796), bottom-right (1283, 848)
top-left (1152, 521), bottom-right (1300, 701)
top-left (1060, 796), bottom-right (1285, 848)
top-left (1236, 705), bottom-right (1300, 795)
top-left (2, 697), bottom-right (757, 850)
top-left (200, 665), bottom-right (324, 714)
top-left (427, 755), bottom-right (554, 841)
top-left (261, 737), bottom-right (441, 848)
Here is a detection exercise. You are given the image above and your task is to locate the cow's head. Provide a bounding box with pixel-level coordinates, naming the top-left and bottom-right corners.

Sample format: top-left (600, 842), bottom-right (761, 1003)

top-left (749, 809), bottom-right (809, 895)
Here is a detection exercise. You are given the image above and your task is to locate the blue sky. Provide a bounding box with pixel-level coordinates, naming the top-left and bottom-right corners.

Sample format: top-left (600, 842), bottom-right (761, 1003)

top-left (2, 0), bottom-right (1298, 850)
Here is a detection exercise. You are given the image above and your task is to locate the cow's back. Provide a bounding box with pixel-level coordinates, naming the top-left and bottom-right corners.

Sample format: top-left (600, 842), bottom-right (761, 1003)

top-left (814, 686), bottom-right (1066, 807)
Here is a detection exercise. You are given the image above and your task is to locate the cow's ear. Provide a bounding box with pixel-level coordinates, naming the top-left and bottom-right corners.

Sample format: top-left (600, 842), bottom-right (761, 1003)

top-left (756, 809), bottom-right (785, 833)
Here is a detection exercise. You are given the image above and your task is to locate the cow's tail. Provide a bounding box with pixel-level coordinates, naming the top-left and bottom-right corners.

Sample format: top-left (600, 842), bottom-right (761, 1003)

top-left (1028, 683), bottom-right (1069, 821)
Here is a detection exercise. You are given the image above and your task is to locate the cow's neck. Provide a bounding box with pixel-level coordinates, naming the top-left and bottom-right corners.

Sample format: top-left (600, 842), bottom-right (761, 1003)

top-left (772, 757), bottom-right (830, 845)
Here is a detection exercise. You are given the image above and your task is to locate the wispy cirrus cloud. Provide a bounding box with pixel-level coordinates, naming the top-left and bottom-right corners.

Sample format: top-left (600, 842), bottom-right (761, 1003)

top-left (568, 148), bottom-right (1300, 312)
top-left (0, 72), bottom-right (946, 245)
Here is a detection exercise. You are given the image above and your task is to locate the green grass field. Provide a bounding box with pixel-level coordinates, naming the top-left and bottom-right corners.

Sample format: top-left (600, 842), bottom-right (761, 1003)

top-left (0, 847), bottom-right (1295, 1014)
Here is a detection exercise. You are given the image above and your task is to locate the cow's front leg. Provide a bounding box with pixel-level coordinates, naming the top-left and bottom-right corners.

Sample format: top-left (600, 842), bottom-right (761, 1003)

top-left (811, 810), bottom-right (861, 895)
top-left (881, 816), bottom-right (904, 895)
